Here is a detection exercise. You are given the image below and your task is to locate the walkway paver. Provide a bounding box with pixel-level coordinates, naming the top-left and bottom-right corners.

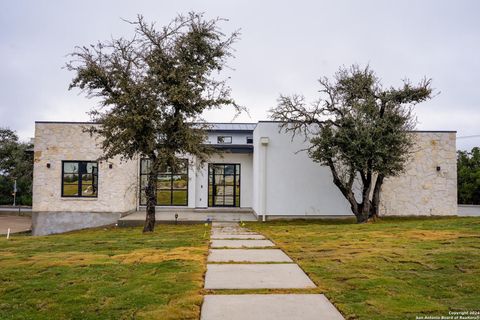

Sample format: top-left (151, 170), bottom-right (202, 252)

top-left (201, 294), bottom-right (345, 320)
top-left (208, 249), bottom-right (292, 263)
top-left (211, 234), bottom-right (265, 239)
top-left (210, 239), bottom-right (275, 248)
top-left (202, 221), bottom-right (345, 319)
top-left (204, 264), bottom-right (316, 289)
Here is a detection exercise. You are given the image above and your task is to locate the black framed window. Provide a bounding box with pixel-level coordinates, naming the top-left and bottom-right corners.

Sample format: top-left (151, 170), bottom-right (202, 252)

top-left (217, 136), bottom-right (232, 144)
top-left (62, 161), bottom-right (98, 197)
top-left (140, 159), bottom-right (188, 206)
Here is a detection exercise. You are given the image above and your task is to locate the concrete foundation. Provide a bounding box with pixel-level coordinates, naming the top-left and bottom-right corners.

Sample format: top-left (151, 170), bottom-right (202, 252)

top-left (32, 211), bottom-right (122, 236)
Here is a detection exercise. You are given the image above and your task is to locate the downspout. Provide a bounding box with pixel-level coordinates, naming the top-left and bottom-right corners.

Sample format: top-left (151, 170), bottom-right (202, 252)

top-left (260, 137), bottom-right (269, 222)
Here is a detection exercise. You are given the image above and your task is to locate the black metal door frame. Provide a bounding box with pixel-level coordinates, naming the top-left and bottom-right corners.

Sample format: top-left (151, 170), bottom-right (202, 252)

top-left (208, 163), bottom-right (240, 207)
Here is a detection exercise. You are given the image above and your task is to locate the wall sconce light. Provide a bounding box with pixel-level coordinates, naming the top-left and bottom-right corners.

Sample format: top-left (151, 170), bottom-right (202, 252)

top-left (109, 163), bottom-right (113, 169)
top-left (46, 163), bottom-right (51, 168)
top-left (436, 166), bottom-right (441, 172)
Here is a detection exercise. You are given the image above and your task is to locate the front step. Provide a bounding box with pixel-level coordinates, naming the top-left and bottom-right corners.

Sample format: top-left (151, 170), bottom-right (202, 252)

top-left (117, 210), bottom-right (258, 227)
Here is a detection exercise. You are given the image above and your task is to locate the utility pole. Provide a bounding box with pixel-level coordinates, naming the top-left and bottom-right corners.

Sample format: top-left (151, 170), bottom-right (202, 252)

top-left (12, 179), bottom-right (17, 207)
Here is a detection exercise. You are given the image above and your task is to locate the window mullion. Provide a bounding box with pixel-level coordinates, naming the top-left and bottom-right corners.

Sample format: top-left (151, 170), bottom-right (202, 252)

top-left (78, 162), bottom-right (82, 197)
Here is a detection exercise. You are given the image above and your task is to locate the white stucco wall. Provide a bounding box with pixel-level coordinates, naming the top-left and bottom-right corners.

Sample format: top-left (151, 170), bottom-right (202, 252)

top-left (253, 122), bottom-right (352, 217)
top-left (253, 122), bottom-right (457, 217)
top-left (33, 122), bottom-right (138, 213)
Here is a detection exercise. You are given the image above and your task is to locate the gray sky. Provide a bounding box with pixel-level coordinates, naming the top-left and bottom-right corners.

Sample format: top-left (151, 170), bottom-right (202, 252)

top-left (1, 0), bottom-right (479, 150)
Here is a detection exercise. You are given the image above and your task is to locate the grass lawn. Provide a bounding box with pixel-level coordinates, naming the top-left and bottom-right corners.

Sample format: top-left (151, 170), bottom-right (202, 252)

top-left (0, 224), bottom-right (210, 320)
top-left (247, 216), bottom-right (480, 320)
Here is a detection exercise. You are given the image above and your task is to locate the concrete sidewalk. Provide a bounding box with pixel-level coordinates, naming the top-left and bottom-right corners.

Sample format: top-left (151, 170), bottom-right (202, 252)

top-left (201, 222), bottom-right (345, 320)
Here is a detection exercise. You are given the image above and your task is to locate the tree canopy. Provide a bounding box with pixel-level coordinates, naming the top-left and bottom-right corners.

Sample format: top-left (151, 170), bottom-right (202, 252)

top-left (270, 65), bottom-right (433, 223)
top-left (67, 13), bottom-right (241, 231)
top-left (457, 147), bottom-right (480, 204)
top-left (0, 128), bottom-right (33, 205)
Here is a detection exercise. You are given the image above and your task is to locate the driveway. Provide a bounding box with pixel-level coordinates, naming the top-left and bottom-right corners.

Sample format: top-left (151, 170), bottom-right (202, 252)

top-left (0, 215), bottom-right (31, 235)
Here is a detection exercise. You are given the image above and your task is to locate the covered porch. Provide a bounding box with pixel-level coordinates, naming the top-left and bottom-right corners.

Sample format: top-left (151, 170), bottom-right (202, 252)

top-left (118, 207), bottom-right (257, 227)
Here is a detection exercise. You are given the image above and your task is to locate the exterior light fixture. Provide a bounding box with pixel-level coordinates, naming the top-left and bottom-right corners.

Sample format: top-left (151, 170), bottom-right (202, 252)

top-left (46, 163), bottom-right (51, 168)
top-left (109, 163), bottom-right (113, 169)
top-left (436, 166), bottom-right (441, 172)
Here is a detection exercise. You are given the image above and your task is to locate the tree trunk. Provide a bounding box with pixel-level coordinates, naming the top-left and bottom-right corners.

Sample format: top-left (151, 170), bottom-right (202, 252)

top-left (143, 158), bottom-right (159, 233)
top-left (369, 175), bottom-right (384, 220)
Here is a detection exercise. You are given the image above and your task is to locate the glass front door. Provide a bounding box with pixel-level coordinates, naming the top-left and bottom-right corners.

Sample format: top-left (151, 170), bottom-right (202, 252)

top-left (208, 164), bottom-right (240, 207)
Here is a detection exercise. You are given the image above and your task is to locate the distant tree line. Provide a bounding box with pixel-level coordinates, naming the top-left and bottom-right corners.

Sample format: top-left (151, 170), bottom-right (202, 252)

top-left (458, 147), bottom-right (480, 205)
top-left (0, 128), bottom-right (33, 206)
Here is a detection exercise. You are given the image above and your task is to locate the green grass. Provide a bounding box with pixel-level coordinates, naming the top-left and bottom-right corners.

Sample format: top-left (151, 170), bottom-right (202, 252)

top-left (0, 224), bottom-right (210, 320)
top-left (247, 216), bottom-right (480, 320)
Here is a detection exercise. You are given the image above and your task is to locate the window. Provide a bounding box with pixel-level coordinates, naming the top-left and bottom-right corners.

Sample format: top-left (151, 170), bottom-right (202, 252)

top-left (140, 159), bottom-right (188, 206)
top-left (246, 136), bottom-right (253, 144)
top-left (62, 161), bottom-right (98, 197)
top-left (217, 136), bottom-right (232, 144)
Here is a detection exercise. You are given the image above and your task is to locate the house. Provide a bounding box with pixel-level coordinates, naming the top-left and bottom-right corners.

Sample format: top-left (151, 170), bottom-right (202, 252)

top-left (32, 121), bottom-right (457, 235)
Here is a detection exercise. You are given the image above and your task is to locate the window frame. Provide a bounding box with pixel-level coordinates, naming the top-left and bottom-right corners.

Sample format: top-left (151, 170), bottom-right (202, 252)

top-left (217, 136), bottom-right (232, 144)
top-left (61, 160), bottom-right (98, 198)
top-left (139, 159), bottom-right (189, 206)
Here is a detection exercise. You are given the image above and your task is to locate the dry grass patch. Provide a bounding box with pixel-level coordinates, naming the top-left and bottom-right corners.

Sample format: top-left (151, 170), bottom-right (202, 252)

top-left (0, 224), bottom-right (210, 320)
top-left (113, 246), bottom-right (206, 264)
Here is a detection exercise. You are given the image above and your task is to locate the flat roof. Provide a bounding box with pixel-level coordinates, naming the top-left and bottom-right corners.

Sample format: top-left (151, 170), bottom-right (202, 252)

top-left (257, 121), bottom-right (456, 133)
top-left (35, 120), bottom-right (455, 133)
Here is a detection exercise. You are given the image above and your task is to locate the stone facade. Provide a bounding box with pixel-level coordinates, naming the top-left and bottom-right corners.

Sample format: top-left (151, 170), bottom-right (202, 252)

top-left (33, 122), bottom-right (138, 214)
top-left (380, 132), bottom-right (457, 216)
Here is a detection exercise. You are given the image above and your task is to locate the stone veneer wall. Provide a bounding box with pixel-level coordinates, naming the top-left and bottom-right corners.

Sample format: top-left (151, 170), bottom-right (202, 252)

top-left (32, 122), bottom-right (138, 234)
top-left (380, 132), bottom-right (457, 216)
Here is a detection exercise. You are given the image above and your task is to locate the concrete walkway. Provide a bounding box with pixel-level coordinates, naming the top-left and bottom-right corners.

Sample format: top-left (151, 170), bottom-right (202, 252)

top-left (201, 222), bottom-right (344, 320)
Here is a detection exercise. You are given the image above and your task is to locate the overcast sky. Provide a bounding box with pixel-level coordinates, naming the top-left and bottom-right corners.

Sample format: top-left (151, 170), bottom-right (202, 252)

top-left (1, 0), bottom-right (479, 150)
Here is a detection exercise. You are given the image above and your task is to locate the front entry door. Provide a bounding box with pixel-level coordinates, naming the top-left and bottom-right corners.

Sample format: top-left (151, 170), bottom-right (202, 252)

top-left (208, 164), bottom-right (240, 207)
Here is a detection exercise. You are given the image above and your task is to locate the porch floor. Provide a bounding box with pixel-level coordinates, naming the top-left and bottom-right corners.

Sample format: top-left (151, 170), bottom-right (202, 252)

top-left (118, 208), bottom-right (257, 226)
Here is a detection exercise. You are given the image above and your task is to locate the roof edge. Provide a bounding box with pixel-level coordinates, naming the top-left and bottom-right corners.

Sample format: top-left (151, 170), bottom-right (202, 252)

top-left (257, 121), bottom-right (456, 133)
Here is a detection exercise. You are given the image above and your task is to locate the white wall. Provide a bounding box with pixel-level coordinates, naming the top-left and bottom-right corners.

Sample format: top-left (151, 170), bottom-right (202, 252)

top-left (253, 122), bottom-right (457, 217)
top-left (253, 122), bottom-right (352, 217)
top-left (195, 153), bottom-right (253, 208)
